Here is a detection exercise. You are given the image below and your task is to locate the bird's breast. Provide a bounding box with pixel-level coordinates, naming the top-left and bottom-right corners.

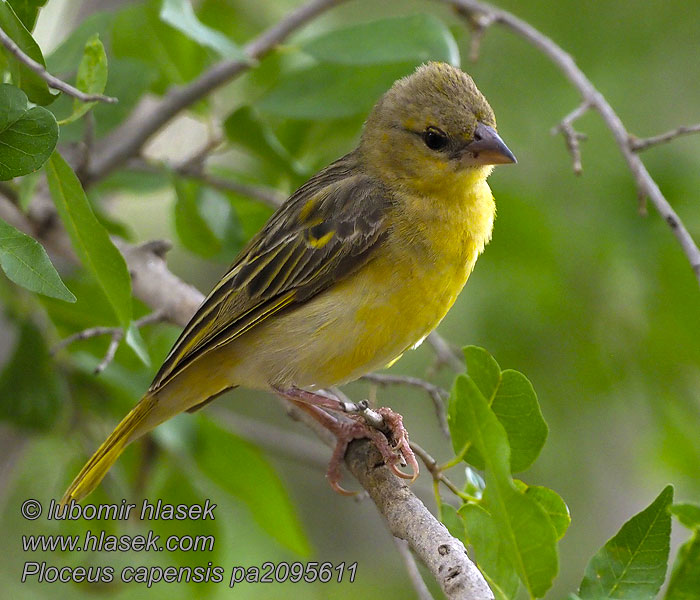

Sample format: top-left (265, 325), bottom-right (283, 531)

top-left (306, 174), bottom-right (496, 384)
top-left (220, 175), bottom-right (496, 390)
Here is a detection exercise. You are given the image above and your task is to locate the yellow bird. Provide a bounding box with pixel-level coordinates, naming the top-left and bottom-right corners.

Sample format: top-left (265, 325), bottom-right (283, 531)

top-left (61, 61), bottom-right (515, 503)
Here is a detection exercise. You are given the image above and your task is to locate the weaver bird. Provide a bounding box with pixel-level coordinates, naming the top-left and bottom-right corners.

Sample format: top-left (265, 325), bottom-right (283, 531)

top-left (61, 61), bottom-right (515, 503)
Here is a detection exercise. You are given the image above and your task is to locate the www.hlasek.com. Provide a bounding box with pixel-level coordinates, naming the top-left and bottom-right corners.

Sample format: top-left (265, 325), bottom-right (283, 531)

top-left (20, 499), bottom-right (357, 588)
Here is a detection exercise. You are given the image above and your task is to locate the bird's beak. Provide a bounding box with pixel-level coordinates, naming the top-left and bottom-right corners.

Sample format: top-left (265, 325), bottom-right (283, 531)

top-left (464, 122), bottom-right (517, 165)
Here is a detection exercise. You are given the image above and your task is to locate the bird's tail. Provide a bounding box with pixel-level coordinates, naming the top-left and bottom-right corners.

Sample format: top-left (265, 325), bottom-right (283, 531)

top-left (60, 393), bottom-right (158, 508)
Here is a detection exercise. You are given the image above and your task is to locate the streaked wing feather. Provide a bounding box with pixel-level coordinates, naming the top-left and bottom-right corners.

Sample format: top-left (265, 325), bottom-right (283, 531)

top-left (149, 152), bottom-right (391, 391)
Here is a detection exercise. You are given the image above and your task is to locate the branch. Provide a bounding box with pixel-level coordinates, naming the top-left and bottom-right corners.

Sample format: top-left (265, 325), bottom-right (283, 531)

top-left (630, 123), bottom-right (700, 152)
top-left (411, 441), bottom-right (475, 503)
top-left (176, 135), bottom-right (226, 173)
top-left (444, 0), bottom-right (700, 284)
top-left (209, 406), bottom-right (330, 471)
top-left (52, 310), bottom-right (165, 374)
top-left (462, 10), bottom-right (496, 62)
top-left (345, 439), bottom-right (492, 599)
top-left (550, 102), bottom-right (590, 175)
top-left (84, 0), bottom-right (345, 184)
top-left (0, 27), bottom-right (117, 104)
top-left (362, 373), bottom-right (449, 438)
top-left (116, 240), bottom-right (205, 327)
top-left (128, 158), bottom-right (286, 209)
top-left (0, 182), bottom-right (19, 205)
top-left (427, 331), bottom-right (465, 372)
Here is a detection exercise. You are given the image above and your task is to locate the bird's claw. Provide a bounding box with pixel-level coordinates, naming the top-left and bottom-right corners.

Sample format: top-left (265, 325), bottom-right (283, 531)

top-left (375, 407), bottom-right (419, 482)
top-left (324, 406), bottom-right (419, 493)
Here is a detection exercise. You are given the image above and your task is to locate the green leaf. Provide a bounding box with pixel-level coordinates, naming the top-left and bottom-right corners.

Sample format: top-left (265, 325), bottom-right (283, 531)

top-left (92, 58), bottom-right (157, 138)
top-left (59, 34), bottom-right (108, 125)
top-left (440, 502), bottom-right (466, 540)
top-left (112, 0), bottom-right (207, 95)
top-left (223, 106), bottom-right (305, 177)
top-left (0, 218), bottom-right (75, 301)
top-left (578, 485), bottom-right (673, 600)
top-left (159, 0), bottom-right (244, 59)
top-left (525, 485), bottom-right (571, 540)
top-left (258, 63), bottom-right (415, 120)
top-left (195, 417), bottom-right (311, 556)
top-left (7, 0), bottom-right (47, 31)
top-left (45, 152), bottom-right (132, 327)
top-left (17, 169), bottom-right (39, 210)
top-left (301, 14), bottom-right (460, 67)
top-left (460, 346), bottom-right (548, 473)
top-left (0, 83), bottom-right (57, 180)
top-left (464, 465), bottom-right (485, 498)
top-left (125, 323), bottom-right (150, 367)
top-left (174, 179), bottom-right (222, 257)
top-left (451, 374), bottom-right (559, 597)
top-left (670, 503), bottom-right (700, 530)
top-left (461, 503), bottom-right (520, 600)
top-left (0, 0), bottom-right (56, 104)
top-left (665, 531), bottom-right (700, 600)
top-left (450, 345), bottom-right (500, 455)
top-left (150, 455), bottom-right (221, 570)
top-left (46, 12), bottom-right (112, 74)
top-left (0, 321), bottom-right (64, 431)
top-left (463, 345), bottom-right (502, 400)
top-left (75, 34), bottom-right (107, 100)
top-left (173, 179), bottom-right (242, 260)
top-left (221, 185), bottom-right (274, 240)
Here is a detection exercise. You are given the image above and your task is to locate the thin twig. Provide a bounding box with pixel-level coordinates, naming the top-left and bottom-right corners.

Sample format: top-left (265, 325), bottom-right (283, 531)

top-left (393, 537), bottom-right (436, 600)
top-left (362, 372), bottom-right (450, 438)
top-left (551, 101), bottom-right (590, 175)
top-left (630, 123), bottom-right (700, 152)
top-left (210, 406), bottom-right (330, 470)
top-left (134, 239), bottom-right (173, 259)
top-left (459, 9), bottom-right (496, 62)
top-left (189, 172), bottom-right (285, 209)
top-left (0, 182), bottom-right (19, 205)
top-left (445, 0), bottom-right (700, 284)
top-left (0, 27), bottom-right (117, 104)
top-left (85, 0), bottom-right (345, 184)
top-left (93, 333), bottom-right (121, 374)
top-left (128, 158), bottom-right (286, 209)
top-left (411, 442), bottom-right (474, 503)
top-left (427, 331), bottom-right (464, 372)
top-left (52, 310), bottom-right (165, 373)
top-left (177, 136), bottom-right (226, 174)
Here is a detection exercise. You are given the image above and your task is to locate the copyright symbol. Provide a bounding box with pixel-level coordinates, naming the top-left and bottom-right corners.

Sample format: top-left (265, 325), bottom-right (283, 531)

top-left (21, 499), bottom-right (42, 520)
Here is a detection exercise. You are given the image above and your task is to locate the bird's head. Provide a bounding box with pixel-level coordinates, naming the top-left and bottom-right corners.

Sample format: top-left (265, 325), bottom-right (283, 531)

top-left (360, 62), bottom-right (515, 195)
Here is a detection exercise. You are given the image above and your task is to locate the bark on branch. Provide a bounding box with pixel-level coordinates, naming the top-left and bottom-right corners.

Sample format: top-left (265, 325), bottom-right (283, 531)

top-left (347, 440), bottom-right (493, 600)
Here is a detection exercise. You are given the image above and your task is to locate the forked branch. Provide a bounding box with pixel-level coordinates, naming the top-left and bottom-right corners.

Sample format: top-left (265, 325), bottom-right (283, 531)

top-left (446, 0), bottom-right (700, 283)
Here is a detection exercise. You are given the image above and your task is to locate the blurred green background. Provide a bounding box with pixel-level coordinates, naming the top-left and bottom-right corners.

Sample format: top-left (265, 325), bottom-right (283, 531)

top-left (1, 0), bottom-right (699, 598)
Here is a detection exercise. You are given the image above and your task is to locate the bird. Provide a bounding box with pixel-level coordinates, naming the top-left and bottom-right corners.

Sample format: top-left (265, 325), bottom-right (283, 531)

top-left (60, 61), bottom-right (515, 505)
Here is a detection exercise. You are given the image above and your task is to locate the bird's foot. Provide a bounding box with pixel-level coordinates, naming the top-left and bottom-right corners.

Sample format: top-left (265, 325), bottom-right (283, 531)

top-left (325, 407), bottom-right (419, 495)
top-left (274, 387), bottom-right (419, 494)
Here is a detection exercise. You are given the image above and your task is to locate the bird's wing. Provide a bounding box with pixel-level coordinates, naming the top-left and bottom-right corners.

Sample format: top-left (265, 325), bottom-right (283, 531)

top-left (149, 153), bottom-right (392, 391)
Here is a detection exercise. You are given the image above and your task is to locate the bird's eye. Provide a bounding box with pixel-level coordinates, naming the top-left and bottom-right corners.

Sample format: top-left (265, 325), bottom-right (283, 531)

top-left (423, 127), bottom-right (448, 151)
